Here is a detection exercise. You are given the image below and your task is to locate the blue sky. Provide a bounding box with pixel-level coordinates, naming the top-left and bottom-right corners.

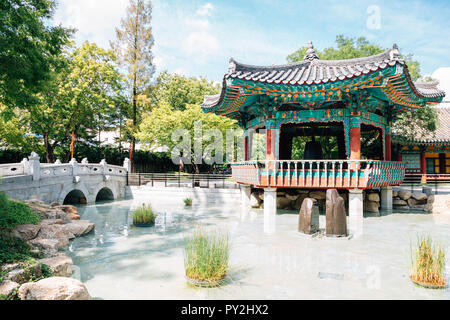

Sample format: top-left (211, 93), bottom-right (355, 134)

top-left (52, 0), bottom-right (450, 82)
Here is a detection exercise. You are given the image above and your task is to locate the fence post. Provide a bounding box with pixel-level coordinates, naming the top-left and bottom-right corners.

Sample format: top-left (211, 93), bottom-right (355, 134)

top-left (126, 172), bottom-right (129, 186)
top-left (165, 173), bottom-right (167, 187)
top-left (192, 174), bottom-right (195, 188)
top-left (29, 152), bottom-right (41, 181)
top-left (207, 174), bottom-right (209, 188)
top-left (151, 173), bottom-right (154, 187)
top-left (178, 171), bottom-right (180, 188)
top-left (138, 172), bottom-right (141, 186)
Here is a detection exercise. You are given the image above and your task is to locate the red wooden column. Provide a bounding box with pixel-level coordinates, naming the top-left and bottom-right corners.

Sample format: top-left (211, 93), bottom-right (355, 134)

top-left (350, 126), bottom-right (361, 160)
top-left (349, 118), bottom-right (361, 187)
top-left (385, 133), bottom-right (392, 161)
top-left (266, 129), bottom-right (275, 160)
top-left (244, 135), bottom-right (249, 161)
top-left (420, 151), bottom-right (427, 184)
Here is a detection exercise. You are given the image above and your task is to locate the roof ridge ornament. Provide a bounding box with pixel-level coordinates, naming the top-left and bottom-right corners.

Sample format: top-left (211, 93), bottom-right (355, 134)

top-left (390, 43), bottom-right (401, 61)
top-left (228, 58), bottom-right (237, 74)
top-left (304, 41), bottom-right (319, 61)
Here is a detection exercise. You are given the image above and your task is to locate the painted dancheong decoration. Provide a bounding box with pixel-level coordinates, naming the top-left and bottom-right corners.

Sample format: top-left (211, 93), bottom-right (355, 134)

top-left (202, 41), bottom-right (445, 190)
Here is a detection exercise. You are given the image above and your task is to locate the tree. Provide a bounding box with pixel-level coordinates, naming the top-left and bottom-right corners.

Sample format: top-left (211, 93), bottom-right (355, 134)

top-left (111, 0), bottom-right (155, 173)
top-left (138, 103), bottom-right (239, 173)
top-left (150, 72), bottom-right (220, 111)
top-left (287, 35), bottom-right (421, 81)
top-left (0, 0), bottom-right (72, 112)
top-left (28, 42), bottom-right (125, 162)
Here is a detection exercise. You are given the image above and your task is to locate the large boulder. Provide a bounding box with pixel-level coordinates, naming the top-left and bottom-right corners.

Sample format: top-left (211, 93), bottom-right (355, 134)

top-left (3, 262), bottom-right (42, 285)
top-left (277, 196), bottom-right (292, 210)
top-left (11, 224), bottom-right (41, 241)
top-left (407, 198), bottom-right (418, 207)
top-left (422, 186), bottom-right (433, 197)
top-left (18, 277), bottom-right (90, 300)
top-left (298, 198), bottom-right (320, 235)
top-left (0, 280), bottom-right (20, 297)
top-left (285, 192), bottom-right (299, 201)
top-left (364, 201), bottom-right (379, 214)
top-left (294, 194), bottom-right (308, 211)
top-left (367, 193), bottom-right (380, 202)
top-left (326, 189), bottom-right (347, 237)
top-left (63, 220), bottom-right (95, 237)
top-left (309, 191), bottom-right (326, 200)
top-left (412, 192), bottom-right (427, 202)
top-left (250, 192), bottom-right (260, 208)
top-left (55, 205), bottom-right (80, 220)
top-left (29, 238), bottom-right (65, 252)
top-left (393, 199), bottom-right (408, 206)
top-left (398, 190), bottom-right (412, 201)
top-left (39, 254), bottom-right (73, 277)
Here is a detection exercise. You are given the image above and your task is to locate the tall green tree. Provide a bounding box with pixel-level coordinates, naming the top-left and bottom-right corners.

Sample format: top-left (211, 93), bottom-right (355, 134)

top-left (0, 0), bottom-right (72, 112)
top-left (150, 72), bottom-right (220, 111)
top-left (111, 0), bottom-right (155, 173)
top-left (287, 35), bottom-right (421, 81)
top-left (28, 42), bottom-right (125, 162)
top-left (138, 103), bottom-right (239, 173)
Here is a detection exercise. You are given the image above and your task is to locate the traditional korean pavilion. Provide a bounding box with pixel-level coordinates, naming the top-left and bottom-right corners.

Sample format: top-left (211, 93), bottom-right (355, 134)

top-left (202, 42), bottom-right (445, 218)
top-left (394, 104), bottom-right (450, 183)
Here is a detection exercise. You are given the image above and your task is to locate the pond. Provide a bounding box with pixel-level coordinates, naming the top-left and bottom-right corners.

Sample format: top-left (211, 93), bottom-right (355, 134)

top-left (66, 198), bottom-right (450, 300)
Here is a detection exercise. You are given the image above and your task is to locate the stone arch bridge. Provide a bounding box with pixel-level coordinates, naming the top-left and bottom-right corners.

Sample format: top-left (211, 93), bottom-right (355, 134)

top-left (0, 153), bottom-right (129, 205)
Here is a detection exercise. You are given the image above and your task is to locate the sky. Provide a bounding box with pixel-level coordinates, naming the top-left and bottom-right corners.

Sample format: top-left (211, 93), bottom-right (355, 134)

top-left (51, 0), bottom-right (450, 83)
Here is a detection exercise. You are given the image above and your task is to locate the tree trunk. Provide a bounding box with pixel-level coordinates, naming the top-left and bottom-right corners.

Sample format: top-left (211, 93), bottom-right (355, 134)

top-left (43, 133), bottom-right (55, 163)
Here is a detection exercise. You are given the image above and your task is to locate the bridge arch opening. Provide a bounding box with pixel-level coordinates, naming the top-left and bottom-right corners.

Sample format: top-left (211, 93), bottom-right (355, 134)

top-left (63, 189), bottom-right (87, 205)
top-left (96, 187), bottom-right (114, 202)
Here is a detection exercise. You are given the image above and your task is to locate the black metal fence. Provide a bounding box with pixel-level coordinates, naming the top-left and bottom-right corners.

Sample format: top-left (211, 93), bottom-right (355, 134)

top-left (127, 172), bottom-right (235, 189)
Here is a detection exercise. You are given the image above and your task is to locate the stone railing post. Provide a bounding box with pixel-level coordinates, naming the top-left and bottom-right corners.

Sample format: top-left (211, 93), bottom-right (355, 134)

top-left (70, 158), bottom-right (79, 176)
top-left (81, 158), bottom-right (89, 164)
top-left (100, 159), bottom-right (107, 175)
top-left (28, 152), bottom-right (40, 181)
top-left (123, 158), bottom-right (131, 173)
top-left (21, 158), bottom-right (30, 175)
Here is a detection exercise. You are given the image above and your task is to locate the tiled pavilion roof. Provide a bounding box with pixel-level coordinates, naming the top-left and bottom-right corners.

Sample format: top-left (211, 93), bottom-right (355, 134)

top-left (202, 42), bottom-right (445, 115)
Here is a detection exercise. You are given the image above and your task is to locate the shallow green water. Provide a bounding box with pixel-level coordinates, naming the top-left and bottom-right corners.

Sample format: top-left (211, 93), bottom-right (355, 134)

top-left (66, 199), bottom-right (450, 300)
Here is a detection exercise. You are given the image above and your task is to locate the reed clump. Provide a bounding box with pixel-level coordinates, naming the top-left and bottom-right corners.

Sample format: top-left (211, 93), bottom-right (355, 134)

top-left (133, 204), bottom-right (157, 225)
top-left (184, 198), bottom-right (193, 207)
top-left (410, 235), bottom-right (447, 288)
top-left (184, 227), bottom-right (229, 285)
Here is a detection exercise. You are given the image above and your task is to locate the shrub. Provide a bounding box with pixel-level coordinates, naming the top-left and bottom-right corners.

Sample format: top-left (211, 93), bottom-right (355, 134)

top-left (133, 204), bottom-right (157, 225)
top-left (184, 227), bottom-right (229, 284)
top-left (0, 193), bottom-right (41, 231)
top-left (184, 198), bottom-right (193, 207)
top-left (410, 236), bottom-right (447, 287)
top-left (0, 236), bottom-right (33, 264)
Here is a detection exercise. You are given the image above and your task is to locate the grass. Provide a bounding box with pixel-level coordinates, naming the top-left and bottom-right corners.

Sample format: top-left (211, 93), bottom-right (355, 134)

top-left (410, 235), bottom-right (447, 288)
top-left (132, 204), bottom-right (157, 225)
top-left (184, 227), bottom-right (230, 285)
top-left (0, 193), bottom-right (41, 231)
top-left (184, 197), bottom-right (193, 207)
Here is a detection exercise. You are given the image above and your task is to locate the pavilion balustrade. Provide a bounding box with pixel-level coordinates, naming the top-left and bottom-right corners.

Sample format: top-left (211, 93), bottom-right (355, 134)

top-left (231, 160), bottom-right (406, 189)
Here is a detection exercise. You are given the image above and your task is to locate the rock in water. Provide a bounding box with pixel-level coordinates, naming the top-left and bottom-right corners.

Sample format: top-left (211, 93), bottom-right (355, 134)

top-left (18, 277), bottom-right (90, 300)
top-left (326, 189), bottom-right (347, 237)
top-left (39, 254), bottom-right (73, 277)
top-left (298, 198), bottom-right (319, 235)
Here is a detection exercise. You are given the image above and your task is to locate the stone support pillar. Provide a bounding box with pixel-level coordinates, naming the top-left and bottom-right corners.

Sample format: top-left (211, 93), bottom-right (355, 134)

top-left (264, 188), bottom-right (277, 234)
top-left (381, 186), bottom-right (393, 211)
top-left (28, 152), bottom-right (40, 181)
top-left (348, 189), bottom-right (363, 238)
top-left (240, 185), bottom-right (251, 209)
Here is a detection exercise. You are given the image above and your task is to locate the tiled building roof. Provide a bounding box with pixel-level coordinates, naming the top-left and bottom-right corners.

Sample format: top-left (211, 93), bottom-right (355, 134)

top-left (202, 42), bottom-right (446, 115)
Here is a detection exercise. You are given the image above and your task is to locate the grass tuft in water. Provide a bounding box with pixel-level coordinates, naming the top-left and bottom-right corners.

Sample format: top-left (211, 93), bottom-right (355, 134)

top-left (184, 227), bottom-right (229, 284)
top-left (133, 204), bottom-right (157, 225)
top-left (410, 235), bottom-right (447, 288)
top-left (184, 198), bottom-right (193, 207)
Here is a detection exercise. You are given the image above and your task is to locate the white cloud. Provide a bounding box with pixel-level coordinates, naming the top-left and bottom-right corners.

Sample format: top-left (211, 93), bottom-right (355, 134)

top-left (53, 0), bottom-right (129, 49)
top-left (196, 3), bottom-right (214, 16)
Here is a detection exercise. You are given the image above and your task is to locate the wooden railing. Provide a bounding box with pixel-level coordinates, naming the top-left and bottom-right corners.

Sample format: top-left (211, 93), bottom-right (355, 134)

top-left (231, 160), bottom-right (406, 189)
